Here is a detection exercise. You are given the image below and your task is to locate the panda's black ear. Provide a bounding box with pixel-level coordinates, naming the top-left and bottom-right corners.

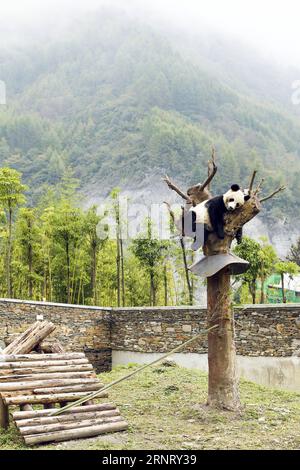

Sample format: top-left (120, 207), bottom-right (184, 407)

top-left (244, 194), bottom-right (251, 201)
top-left (231, 184), bottom-right (240, 192)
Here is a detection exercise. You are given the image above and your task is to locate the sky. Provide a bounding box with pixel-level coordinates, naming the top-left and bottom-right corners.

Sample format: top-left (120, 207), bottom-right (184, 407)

top-left (1, 0), bottom-right (300, 67)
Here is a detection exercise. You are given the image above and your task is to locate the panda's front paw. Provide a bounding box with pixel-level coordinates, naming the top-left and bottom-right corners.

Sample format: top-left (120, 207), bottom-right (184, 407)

top-left (191, 237), bottom-right (202, 251)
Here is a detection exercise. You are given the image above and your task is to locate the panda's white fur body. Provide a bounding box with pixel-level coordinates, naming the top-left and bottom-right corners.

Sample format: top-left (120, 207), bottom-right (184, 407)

top-left (192, 201), bottom-right (211, 227)
top-left (192, 185), bottom-right (248, 228)
top-left (189, 184), bottom-right (250, 249)
top-left (170, 184), bottom-right (250, 250)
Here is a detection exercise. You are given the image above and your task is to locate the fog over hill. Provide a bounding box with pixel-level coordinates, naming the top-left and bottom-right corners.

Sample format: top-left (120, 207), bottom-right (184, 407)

top-left (0, 5), bottom-right (300, 255)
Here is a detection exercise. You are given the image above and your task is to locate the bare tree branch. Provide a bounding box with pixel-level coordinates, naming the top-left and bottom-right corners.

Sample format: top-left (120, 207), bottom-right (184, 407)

top-left (162, 175), bottom-right (191, 202)
top-left (248, 170), bottom-right (257, 193)
top-left (260, 185), bottom-right (286, 203)
top-left (207, 146), bottom-right (216, 191)
top-left (199, 147), bottom-right (217, 191)
top-left (253, 178), bottom-right (265, 195)
top-left (163, 201), bottom-right (175, 222)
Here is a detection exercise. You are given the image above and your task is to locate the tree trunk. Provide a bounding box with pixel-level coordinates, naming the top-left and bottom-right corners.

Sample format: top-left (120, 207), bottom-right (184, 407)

top-left (260, 276), bottom-right (265, 304)
top-left (28, 241), bottom-right (33, 299)
top-left (164, 264), bottom-right (168, 306)
top-left (120, 237), bottom-right (125, 307)
top-left (150, 270), bottom-right (156, 306)
top-left (7, 205), bottom-right (13, 297)
top-left (116, 236), bottom-right (121, 307)
top-left (249, 280), bottom-right (256, 304)
top-left (43, 260), bottom-right (47, 301)
top-left (207, 267), bottom-right (240, 410)
top-left (48, 252), bottom-right (52, 302)
top-left (281, 273), bottom-right (286, 303)
top-left (203, 196), bottom-right (261, 411)
top-left (66, 238), bottom-right (70, 303)
top-left (91, 242), bottom-right (97, 305)
top-left (180, 238), bottom-right (193, 305)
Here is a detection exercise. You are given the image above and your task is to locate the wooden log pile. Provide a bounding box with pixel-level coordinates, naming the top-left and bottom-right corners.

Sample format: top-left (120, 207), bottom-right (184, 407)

top-left (13, 403), bottom-right (127, 445)
top-left (0, 322), bottom-right (128, 444)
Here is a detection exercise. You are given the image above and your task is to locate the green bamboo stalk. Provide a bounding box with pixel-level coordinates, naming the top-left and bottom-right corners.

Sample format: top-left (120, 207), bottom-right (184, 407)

top-left (50, 324), bottom-right (217, 417)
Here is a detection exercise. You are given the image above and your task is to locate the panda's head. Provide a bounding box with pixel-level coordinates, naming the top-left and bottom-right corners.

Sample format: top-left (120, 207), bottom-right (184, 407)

top-left (223, 184), bottom-right (250, 211)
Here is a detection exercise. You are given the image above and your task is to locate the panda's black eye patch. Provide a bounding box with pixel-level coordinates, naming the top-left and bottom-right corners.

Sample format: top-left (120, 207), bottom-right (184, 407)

top-left (236, 203), bottom-right (240, 208)
top-left (229, 198), bottom-right (234, 202)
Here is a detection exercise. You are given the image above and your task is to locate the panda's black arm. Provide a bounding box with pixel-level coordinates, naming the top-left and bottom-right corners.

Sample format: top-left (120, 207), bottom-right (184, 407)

top-left (236, 227), bottom-right (243, 244)
top-left (208, 201), bottom-right (225, 239)
top-left (216, 220), bottom-right (225, 239)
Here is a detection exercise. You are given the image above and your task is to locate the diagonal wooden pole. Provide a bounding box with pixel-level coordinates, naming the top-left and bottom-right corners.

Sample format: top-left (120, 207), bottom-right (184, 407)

top-left (50, 324), bottom-right (218, 416)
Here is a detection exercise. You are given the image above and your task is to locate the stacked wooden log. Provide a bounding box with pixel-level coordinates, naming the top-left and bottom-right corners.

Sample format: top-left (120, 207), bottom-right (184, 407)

top-left (3, 321), bottom-right (56, 355)
top-left (0, 321), bottom-right (128, 445)
top-left (0, 352), bottom-right (128, 444)
top-left (13, 404), bottom-right (128, 446)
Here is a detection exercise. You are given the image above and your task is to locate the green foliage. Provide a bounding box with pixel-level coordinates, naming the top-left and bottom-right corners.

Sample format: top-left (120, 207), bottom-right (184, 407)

top-left (0, 167), bottom-right (194, 306)
top-left (274, 261), bottom-right (299, 277)
top-left (234, 237), bottom-right (262, 283)
top-left (258, 237), bottom-right (278, 279)
top-left (0, 167), bottom-right (27, 209)
top-left (287, 237), bottom-right (300, 266)
top-left (274, 260), bottom-right (299, 303)
top-left (131, 219), bottom-right (168, 272)
top-left (131, 218), bottom-right (171, 305)
top-left (234, 236), bottom-right (279, 304)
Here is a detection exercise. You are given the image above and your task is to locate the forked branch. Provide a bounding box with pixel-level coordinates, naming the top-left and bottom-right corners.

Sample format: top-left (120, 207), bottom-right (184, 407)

top-left (163, 201), bottom-right (175, 223)
top-left (253, 178), bottom-right (265, 195)
top-left (260, 185), bottom-right (286, 203)
top-left (199, 146), bottom-right (217, 191)
top-left (162, 175), bottom-right (191, 202)
top-left (248, 170), bottom-right (257, 193)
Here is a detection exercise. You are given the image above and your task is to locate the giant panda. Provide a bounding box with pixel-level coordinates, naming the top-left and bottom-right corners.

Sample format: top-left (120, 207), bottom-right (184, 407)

top-left (189, 184), bottom-right (250, 250)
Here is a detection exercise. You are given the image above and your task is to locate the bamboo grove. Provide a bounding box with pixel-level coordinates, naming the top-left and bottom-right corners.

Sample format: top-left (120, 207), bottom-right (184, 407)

top-left (1, 167), bottom-right (298, 307)
top-left (0, 168), bottom-right (199, 307)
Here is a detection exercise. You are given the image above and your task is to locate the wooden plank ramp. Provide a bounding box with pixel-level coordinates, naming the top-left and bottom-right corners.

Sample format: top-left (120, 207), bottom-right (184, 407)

top-left (0, 353), bottom-right (128, 445)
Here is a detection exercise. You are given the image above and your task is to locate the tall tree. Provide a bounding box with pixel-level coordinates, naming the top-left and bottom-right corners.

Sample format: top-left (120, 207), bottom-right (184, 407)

top-left (111, 188), bottom-right (125, 307)
top-left (131, 219), bottom-right (169, 306)
top-left (50, 201), bottom-right (83, 303)
top-left (257, 237), bottom-right (278, 303)
top-left (274, 261), bottom-right (299, 303)
top-left (234, 236), bottom-right (262, 304)
top-left (85, 206), bottom-right (107, 305)
top-left (287, 238), bottom-right (300, 266)
top-left (0, 168), bottom-right (27, 297)
top-left (15, 208), bottom-right (40, 299)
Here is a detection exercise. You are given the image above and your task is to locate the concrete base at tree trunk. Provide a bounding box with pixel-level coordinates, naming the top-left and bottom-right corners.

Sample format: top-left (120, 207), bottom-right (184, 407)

top-left (112, 350), bottom-right (300, 392)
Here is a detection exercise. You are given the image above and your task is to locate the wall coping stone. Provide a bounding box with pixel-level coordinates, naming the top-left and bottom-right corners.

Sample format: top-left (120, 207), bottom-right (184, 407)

top-left (1, 298), bottom-right (300, 313)
top-left (0, 298), bottom-right (111, 311)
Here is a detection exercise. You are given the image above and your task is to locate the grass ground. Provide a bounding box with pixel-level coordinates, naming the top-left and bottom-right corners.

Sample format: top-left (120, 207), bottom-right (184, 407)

top-left (1, 362), bottom-right (300, 450)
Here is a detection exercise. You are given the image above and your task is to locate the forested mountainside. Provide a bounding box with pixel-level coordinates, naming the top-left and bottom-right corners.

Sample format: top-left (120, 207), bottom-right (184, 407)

top-left (0, 9), bottom-right (299, 225)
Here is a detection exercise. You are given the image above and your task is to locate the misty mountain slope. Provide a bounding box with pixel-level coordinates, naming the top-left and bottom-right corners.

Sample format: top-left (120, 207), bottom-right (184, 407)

top-left (169, 29), bottom-right (300, 116)
top-left (0, 10), bottom-right (299, 226)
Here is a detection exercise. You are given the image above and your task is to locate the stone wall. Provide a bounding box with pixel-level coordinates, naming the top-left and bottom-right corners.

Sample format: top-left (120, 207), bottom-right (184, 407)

top-left (235, 305), bottom-right (300, 357)
top-left (1, 300), bottom-right (300, 373)
top-left (110, 305), bottom-right (300, 357)
top-left (0, 299), bottom-right (112, 372)
top-left (110, 307), bottom-right (208, 353)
